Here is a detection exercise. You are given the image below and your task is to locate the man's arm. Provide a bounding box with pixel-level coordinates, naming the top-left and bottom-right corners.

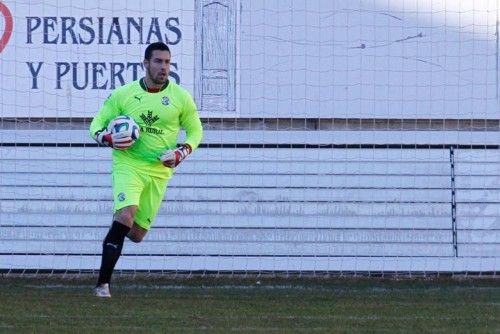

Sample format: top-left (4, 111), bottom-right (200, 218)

top-left (89, 93), bottom-right (123, 146)
top-left (179, 93), bottom-right (203, 150)
top-left (159, 92), bottom-right (203, 167)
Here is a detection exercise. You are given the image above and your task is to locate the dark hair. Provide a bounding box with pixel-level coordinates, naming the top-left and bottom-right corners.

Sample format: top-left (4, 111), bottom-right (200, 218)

top-left (144, 42), bottom-right (171, 60)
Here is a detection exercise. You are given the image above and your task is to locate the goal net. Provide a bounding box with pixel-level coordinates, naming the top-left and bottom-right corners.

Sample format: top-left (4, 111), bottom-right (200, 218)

top-left (0, 0), bottom-right (498, 276)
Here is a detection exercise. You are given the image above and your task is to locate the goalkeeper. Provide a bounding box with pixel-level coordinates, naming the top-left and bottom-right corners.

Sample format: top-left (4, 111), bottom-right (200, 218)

top-left (89, 42), bottom-right (203, 298)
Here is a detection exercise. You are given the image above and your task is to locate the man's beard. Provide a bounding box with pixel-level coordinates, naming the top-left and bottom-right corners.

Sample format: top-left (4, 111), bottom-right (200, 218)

top-left (148, 68), bottom-right (168, 85)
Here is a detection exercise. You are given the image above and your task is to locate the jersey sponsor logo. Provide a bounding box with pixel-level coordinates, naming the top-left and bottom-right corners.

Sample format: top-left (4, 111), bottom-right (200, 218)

top-left (117, 192), bottom-right (126, 202)
top-left (140, 110), bottom-right (159, 126)
top-left (134, 95), bottom-right (143, 102)
top-left (161, 96), bottom-right (170, 105)
top-left (140, 110), bottom-right (165, 134)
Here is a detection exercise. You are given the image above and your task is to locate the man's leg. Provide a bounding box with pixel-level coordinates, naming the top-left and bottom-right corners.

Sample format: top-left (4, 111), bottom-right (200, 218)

top-left (127, 175), bottom-right (169, 243)
top-left (96, 222), bottom-right (130, 284)
top-left (95, 206), bottom-right (136, 297)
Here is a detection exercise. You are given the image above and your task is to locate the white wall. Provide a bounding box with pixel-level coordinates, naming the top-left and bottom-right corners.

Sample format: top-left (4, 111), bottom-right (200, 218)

top-left (0, 130), bottom-right (498, 273)
top-left (238, 0), bottom-right (500, 119)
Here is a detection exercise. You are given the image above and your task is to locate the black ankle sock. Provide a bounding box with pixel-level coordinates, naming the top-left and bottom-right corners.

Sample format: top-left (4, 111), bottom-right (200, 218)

top-left (97, 221), bottom-right (130, 285)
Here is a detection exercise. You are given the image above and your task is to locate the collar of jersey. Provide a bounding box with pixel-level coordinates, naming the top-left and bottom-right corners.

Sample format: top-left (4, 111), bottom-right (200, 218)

top-left (139, 77), bottom-right (169, 93)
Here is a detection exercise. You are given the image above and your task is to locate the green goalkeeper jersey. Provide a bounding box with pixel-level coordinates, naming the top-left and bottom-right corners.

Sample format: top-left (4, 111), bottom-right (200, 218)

top-left (90, 78), bottom-right (203, 179)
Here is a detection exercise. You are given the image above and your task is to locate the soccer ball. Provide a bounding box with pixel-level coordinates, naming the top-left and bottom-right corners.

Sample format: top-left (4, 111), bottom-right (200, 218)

top-left (107, 115), bottom-right (140, 141)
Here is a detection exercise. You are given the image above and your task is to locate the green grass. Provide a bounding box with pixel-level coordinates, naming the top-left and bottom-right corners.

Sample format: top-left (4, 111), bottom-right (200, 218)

top-left (0, 276), bottom-right (498, 333)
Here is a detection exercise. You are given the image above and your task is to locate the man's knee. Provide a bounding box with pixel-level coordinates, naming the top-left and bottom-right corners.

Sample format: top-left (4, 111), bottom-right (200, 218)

top-left (127, 232), bottom-right (144, 243)
top-left (113, 206), bottom-right (137, 227)
top-left (127, 224), bottom-right (147, 243)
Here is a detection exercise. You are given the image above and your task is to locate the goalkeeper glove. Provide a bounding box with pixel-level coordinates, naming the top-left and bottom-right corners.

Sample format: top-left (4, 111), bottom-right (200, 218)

top-left (158, 144), bottom-right (192, 168)
top-left (95, 129), bottom-right (134, 150)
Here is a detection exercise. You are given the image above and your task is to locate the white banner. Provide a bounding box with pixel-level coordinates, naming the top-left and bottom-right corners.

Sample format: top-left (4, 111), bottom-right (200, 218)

top-left (0, 0), bottom-right (195, 118)
top-left (0, 0), bottom-right (498, 119)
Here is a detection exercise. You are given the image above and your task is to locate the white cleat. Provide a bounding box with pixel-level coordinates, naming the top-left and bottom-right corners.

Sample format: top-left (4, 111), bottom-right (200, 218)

top-left (94, 283), bottom-right (111, 298)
